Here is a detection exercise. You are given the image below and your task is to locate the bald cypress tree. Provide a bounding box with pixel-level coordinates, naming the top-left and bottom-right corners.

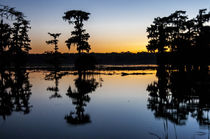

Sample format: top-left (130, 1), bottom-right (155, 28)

top-left (63, 10), bottom-right (91, 55)
top-left (46, 32), bottom-right (61, 54)
top-left (0, 5), bottom-right (31, 66)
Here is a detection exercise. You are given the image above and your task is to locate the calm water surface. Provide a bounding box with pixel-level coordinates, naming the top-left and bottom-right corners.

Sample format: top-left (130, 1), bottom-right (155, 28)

top-left (0, 69), bottom-right (209, 139)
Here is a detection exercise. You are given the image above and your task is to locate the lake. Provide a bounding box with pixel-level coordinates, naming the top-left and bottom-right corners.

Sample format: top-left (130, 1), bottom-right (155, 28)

top-left (0, 66), bottom-right (210, 139)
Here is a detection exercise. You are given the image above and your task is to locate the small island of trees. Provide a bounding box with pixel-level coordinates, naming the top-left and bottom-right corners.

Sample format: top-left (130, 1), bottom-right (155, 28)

top-left (147, 9), bottom-right (210, 64)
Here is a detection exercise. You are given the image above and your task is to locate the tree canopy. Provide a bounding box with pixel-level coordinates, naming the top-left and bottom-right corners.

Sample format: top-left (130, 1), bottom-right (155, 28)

top-left (63, 10), bottom-right (91, 54)
top-left (46, 32), bottom-right (61, 53)
top-left (0, 5), bottom-right (31, 55)
top-left (146, 9), bottom-right (210, 55)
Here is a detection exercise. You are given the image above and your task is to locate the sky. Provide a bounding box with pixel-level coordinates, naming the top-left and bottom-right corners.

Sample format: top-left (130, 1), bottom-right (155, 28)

top-left (1, 0), bottom-right (210, 53)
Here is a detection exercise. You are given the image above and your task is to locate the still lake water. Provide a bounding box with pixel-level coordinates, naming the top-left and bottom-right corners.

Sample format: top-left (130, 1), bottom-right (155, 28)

top-left (0, 68), bottom-right (209, 139)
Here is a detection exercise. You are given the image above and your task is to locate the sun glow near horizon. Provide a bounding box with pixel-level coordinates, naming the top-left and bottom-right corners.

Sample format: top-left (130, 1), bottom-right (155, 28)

top-left (29, 29), bottom-right (148, 54)
top-left (29, 15), bottom-right (149, 54)
top-left (30, 40), bottom-right (148, 54)
top-left (3, 0), bottom-right (210, 54)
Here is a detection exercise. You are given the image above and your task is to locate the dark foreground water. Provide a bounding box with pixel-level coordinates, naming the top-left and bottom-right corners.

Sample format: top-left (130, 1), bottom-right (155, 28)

top-left (0, 68), bottom-right (210, 139)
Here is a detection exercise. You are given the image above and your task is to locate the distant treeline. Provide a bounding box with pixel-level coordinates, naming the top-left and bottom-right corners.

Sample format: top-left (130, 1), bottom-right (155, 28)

top-left (26, 52), bottom-right (156, 66)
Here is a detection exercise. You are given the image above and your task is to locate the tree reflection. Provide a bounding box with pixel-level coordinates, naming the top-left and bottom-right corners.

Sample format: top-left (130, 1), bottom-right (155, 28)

top-left (0, 68), bottom-right (32, 120)
top-left (147, 64), bottom-right (210, 127)
top-left (65, 71), bottom-right (102, 125)
top-left (45, 69), bottom-right (68, 99)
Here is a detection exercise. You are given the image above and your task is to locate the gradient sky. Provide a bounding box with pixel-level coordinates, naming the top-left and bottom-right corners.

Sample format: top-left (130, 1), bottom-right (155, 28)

top-left (1, 0), bottom-right (210, 53)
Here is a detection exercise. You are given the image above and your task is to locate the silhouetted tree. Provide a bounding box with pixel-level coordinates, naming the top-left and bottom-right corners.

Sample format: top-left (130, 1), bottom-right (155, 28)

top-left (147, 9), bottom-right (210, 64)
top-left (45, 32), bottom-right (64, 68)
top-left (167, 11), bottom-right (188, 52)
top-left (0, 5), bottom-right (31, 54)
top-left (46, 32), bottom-right (61, 53)
top-left (0, 5), bottom-right (31, 66)
top-left (63, 10), bottom-right (91, 54)
top-left (10, 17), bottom-right (31, 54)
top-left (146, 17), bottom-right (169, 53)
top-left (195, 9), bottom-right (210, 62)
top-left (0, 20), bottom-right (11, 54)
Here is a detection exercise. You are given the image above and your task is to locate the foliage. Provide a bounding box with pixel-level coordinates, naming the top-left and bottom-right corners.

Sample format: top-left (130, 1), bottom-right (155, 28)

top-left (63, 10), bottom-right (91, 54)
top-left (0, 5), bottom-right (31, 55)
top-left (46, 32), bottom-right (61, 53)
top-left (146, 9), bottom-right (210, 54)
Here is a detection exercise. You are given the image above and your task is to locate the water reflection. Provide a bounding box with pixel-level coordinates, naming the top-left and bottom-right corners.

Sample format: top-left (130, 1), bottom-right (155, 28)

top-left (147, 64), bottom-right (210, 128)
top-left (65, 71), bottom-right (102, 125)
top-left (44, 69), bottom-right (68, 99)
top-left (0, 68), bottom-right (32, 120)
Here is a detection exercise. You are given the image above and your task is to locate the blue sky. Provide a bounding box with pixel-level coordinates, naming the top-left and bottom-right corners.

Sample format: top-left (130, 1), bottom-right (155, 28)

top-left (1, 0), bottom-right (210, 53)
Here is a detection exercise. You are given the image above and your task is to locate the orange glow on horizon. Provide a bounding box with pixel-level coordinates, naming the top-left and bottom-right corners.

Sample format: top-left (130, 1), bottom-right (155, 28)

top-left (30, 43), bottom-right (148, 54)
top-left (29, 35), bottom-right (148, 54)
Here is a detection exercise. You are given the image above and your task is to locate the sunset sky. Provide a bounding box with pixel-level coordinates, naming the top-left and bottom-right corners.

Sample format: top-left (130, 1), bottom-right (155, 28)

top-left (2, 0), bottom-right (210, 53)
